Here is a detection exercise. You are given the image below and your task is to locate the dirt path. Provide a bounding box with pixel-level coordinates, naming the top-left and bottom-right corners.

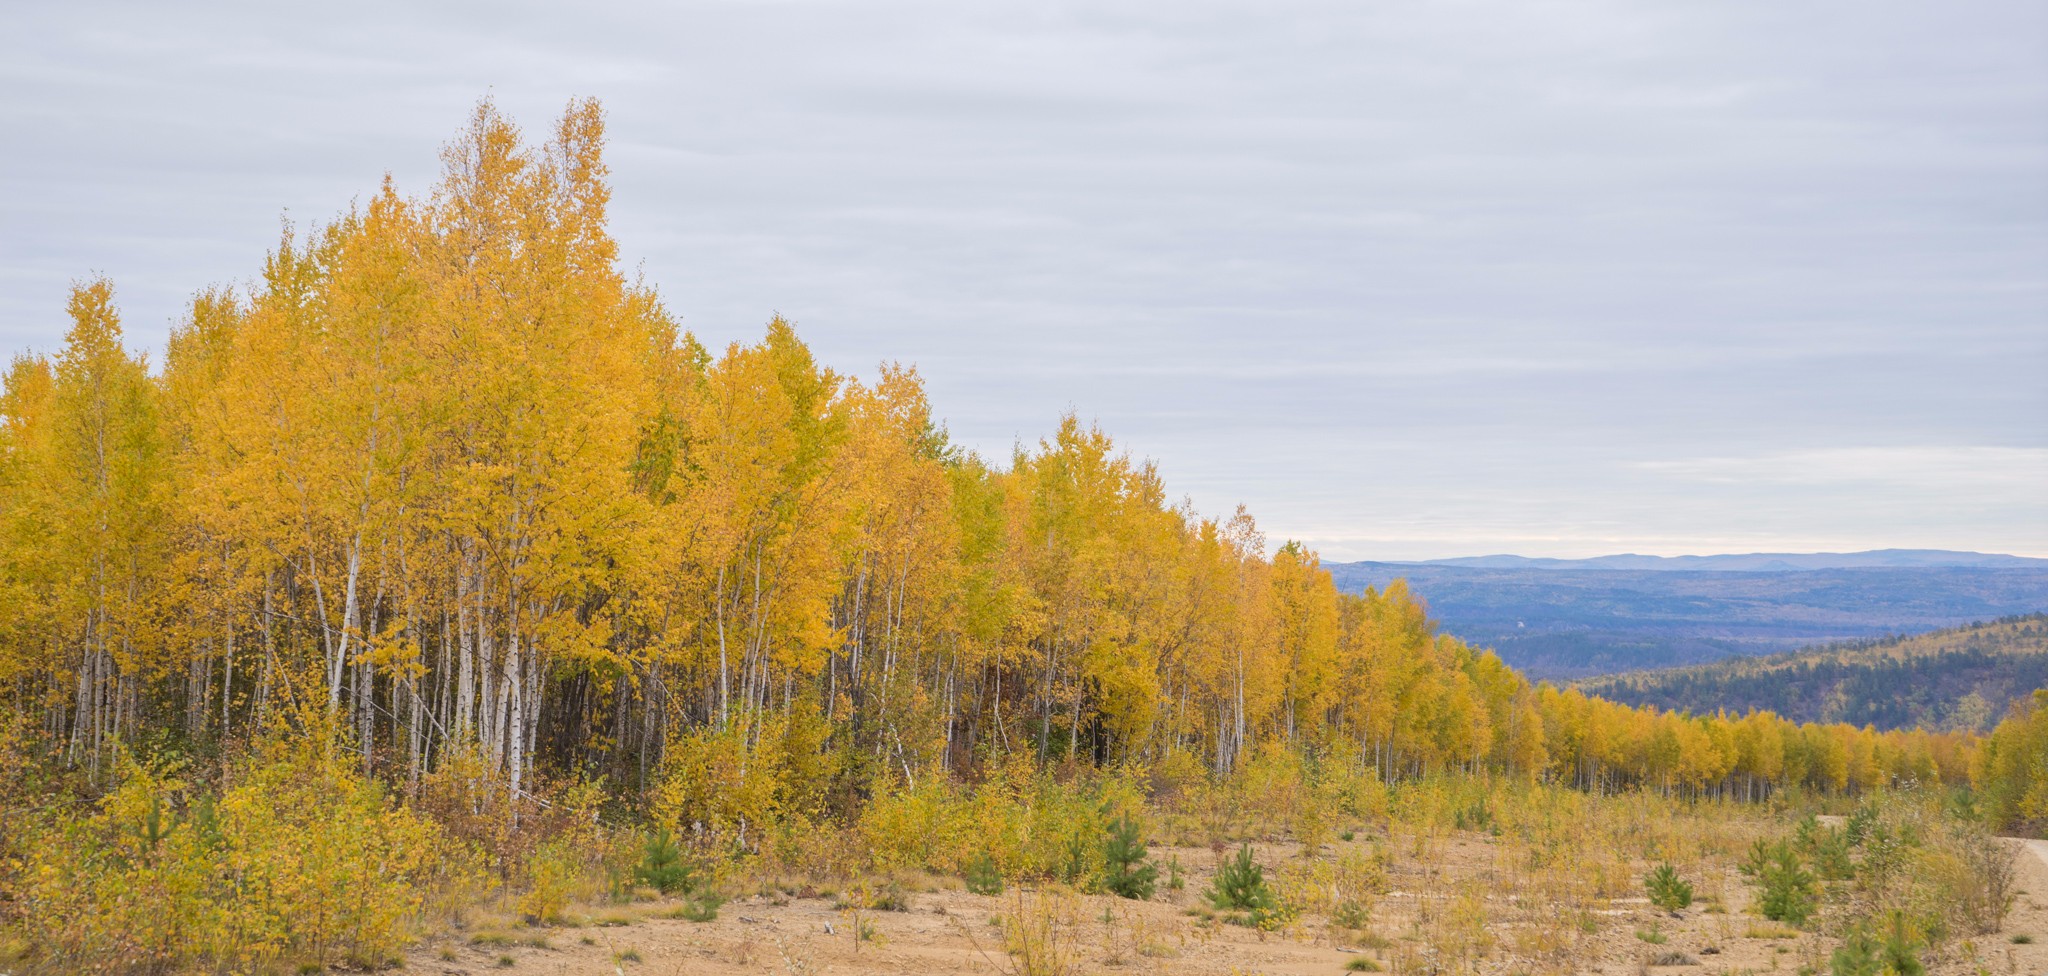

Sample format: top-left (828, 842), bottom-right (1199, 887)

top-left (2023, 837), bottom-right (2048, 874)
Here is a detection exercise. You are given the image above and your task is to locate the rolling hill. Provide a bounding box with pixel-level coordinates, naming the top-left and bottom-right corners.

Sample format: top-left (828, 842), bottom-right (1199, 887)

top-left (1573, 614), bottom-right (2048, 732)
top-left (1324, 551), bottom-right (2048, 680)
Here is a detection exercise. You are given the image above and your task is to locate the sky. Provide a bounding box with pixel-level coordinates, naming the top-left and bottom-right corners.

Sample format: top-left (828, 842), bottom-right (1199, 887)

top-left (4, 0), bottom-right (2045, 561)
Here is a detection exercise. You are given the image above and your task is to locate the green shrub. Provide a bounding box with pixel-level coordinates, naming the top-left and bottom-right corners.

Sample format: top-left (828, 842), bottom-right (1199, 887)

top-left (1830, 912), bottom-right (1924, 976)
top-left (1739, 837), bottom-right (1775, 879)
top-left (679, 888), bottom-right (724, 923)
top-left (632, 828), bottom-right (696, 894)
top-left (1645, 863), bottom-right (1693, 912)
top-left (1810, 827), bottom-right (1855, 881)
top-left (1100, 814), bottom-right (1157, 900)
top-left (1755, 842), bottom-right (1817, 926)
top-left (1205, 844), bottom-right (1278, 925)
top-left (965, 851), bottom-right (1005, 896)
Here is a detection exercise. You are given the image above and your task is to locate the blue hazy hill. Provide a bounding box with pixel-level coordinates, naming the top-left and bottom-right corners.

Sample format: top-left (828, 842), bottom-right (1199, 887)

top-left (1324, 550), bottom-right (2048, 680)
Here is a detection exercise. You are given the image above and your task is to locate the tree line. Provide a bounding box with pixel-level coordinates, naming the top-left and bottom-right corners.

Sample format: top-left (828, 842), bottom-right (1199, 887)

top-left (0, 100), bottom-right (2003, 827)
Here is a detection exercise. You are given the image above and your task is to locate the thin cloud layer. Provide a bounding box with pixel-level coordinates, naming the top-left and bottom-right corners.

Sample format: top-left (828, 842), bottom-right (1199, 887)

top-left (3, 0), bottom-right (2043, 558)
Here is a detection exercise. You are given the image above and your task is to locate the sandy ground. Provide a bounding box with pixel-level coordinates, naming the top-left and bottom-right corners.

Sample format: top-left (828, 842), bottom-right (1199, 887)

top-left (408, 834), bottom-right (2048, 976)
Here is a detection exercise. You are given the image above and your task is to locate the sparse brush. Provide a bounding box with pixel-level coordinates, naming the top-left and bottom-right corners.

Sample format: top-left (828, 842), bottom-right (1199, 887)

top-left (999, 889), bottom-right (1082, 976)
top-left (1946, 822), bottom-right (2019, 934)
top-left (680, 888), bottom-right (725, 922)
top-left (1332, 899), bottom-right (1371, 930)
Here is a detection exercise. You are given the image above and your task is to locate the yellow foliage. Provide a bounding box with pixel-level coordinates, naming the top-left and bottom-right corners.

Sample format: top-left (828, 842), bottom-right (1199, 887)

top-left (15, 729), bottom-right (475, 973)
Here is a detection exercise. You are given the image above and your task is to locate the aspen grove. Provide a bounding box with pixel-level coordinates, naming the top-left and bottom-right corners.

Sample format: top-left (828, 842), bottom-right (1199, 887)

top-left (0, 99), bottom-right (2020, 834)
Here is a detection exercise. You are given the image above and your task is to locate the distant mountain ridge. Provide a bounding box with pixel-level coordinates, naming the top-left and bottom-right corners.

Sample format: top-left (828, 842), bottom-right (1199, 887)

top-left (1574, 614), bottom-right (2048, 732)
top-left (1324, 552), bottom-right (2048, 680)
top-left (1384, 549), bottom-right (2048, 573)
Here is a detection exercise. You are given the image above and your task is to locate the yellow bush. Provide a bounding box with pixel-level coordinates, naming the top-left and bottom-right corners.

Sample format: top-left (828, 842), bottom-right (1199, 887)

top-left (651, 725), bottom-right (785, 850)
top-left (16, 731), bottom-right (475, 973)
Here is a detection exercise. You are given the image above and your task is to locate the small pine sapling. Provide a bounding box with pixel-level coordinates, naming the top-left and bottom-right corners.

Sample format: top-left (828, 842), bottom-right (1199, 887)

top-left (1645, 863), bottom-right (1694, 913)
top-left (634, 828), bottom-right (696, 894)
top-left (1205, 844), bottom-right (1278, 925)
top-left (1755, 842), bottom-right (1817, 926)
top-left (680, 887), bottom-right (725, 922)
top-left (1101, 814), bottom-right (1158, 900)
top-left (965, 851), bottom-right (1005, 896)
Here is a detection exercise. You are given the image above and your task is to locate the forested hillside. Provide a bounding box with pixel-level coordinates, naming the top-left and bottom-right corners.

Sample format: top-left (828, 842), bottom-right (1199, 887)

top-left (1325, 560), bottom-right (2048, 678)
top-left (3, 98), bottom-right (2045, 973)
top-left (1577, 615), bottom-right (2048, 732)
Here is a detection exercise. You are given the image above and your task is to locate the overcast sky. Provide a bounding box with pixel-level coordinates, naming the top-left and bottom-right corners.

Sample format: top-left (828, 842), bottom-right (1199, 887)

top-left (4, 0), bottom-right (2044, 560)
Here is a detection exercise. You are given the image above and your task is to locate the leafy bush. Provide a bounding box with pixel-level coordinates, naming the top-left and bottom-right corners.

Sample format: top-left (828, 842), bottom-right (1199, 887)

top-left (16, 731), bottom-right (473, 972)
top-left (1645, 863), bottom-right (1693, 912)
top-left (1100, 814), bottom-right (1157, 900)
top-left (519, 841), bottom-right (586, 924)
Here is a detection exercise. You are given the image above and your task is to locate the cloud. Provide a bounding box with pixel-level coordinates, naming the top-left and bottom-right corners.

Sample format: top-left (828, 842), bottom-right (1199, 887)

top-left (2, 0), bottom-right (2044, 558)
top-left (1631, 447), bottom-right (2048, 491)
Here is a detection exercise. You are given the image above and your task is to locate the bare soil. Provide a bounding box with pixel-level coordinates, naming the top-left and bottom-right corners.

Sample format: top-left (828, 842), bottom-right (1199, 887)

top-left (409, 833), bottom-right (2048, 976)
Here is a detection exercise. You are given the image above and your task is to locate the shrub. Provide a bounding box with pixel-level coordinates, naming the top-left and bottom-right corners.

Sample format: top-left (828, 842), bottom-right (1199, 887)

top-left (965, 851), bottom-right (1005, 896)
top-left (1739, 837), bottom-right (1775, 879)
top-left (16, 729), bottom-right (474, 972)
top-left (1944, 824), bottom-right (2018, 935)
top-left (1754, 843), bottom-right (1818, 926)
top-left (1829, 912), bottom-right (1924, 976)
top-left (1205, 844), bottom-right (1279, 926)
top-left (1645, 863), bottom-right (1693, 913)
top-left (1332, 900), bottom-right (1371, 929)
top-left (1000, 889), bottom-right (1082, 976)
top-left (679, 888), bottom-right (725, 922)
top-left (519, 841), bottom-right (585, 924)
top-left (633, 828), bottom-right (697, 894)
top-left (1101, 814), bottom-right (1157, 900)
